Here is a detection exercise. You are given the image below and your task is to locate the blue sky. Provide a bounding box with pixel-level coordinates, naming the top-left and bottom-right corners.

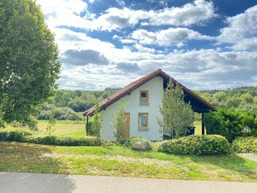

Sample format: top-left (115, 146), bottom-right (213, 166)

top-left (37, 0), bottom-right (257, 90)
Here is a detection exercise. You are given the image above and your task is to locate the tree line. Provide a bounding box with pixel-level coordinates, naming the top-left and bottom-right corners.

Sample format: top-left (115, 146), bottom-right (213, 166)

top-left (37, 88), bottom-right (119, 121)
top-left (195, 87), bottom-right (257, 110)
top-left (37, 87), bottom-right (257, 121)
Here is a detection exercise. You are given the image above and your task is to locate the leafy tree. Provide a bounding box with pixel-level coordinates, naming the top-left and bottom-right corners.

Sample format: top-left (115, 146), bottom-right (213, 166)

top-left (225, 98), bottom-right (241, 108)
top-left (46, 106), bottom-right (56, 135)
top-left (158, 80), bottom-right (194, 138)
top-left (0, 0), bottom-right (61, 125)
top-left (89, 104), bottom-right (102, 137)
top-left (112, 99), bottom-right (127, 143)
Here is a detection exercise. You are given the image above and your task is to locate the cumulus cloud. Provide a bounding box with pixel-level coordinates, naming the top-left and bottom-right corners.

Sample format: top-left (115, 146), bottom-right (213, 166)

top-left (90, 7), bottom-right (151, 31)
top-left (37, 0), bottom-right (89, 30)
top-left (218, 5), bottom-right (257, 45)
top-left (58, 48), bottom-right (257, 90)
top-left (231, 38), bottom-right (257, 51)
top-left (61, 50), bottom-right (109, 66)
top-left (89, 0), bottom-right (216, 31)
top-left (162, 49), bottom-right (257, 89)
top-left (116, 62), bottom-right (142, 73)
top-left (131, 28), bottom-right (213, 47)
top-left (148, 0), bottom-right (217, 26)
top-left (36, 0), bottom-right (257, 90)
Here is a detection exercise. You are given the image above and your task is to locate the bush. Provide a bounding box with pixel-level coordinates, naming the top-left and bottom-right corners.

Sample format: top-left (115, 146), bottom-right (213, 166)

top-left (26, 136), bottom-right (102, 146)
top-left (37, 107), bottom-right (84, 121)
top-left (0, 131), bottom-right (32, 142)
top-left (28, 136), bottom-right (60, 145)
top-left (158, 135), bottom-right (231, 156)
top-left (232, 137), bottom-right (257, 153)
top-left (0, 131), bottom-right (102, 146)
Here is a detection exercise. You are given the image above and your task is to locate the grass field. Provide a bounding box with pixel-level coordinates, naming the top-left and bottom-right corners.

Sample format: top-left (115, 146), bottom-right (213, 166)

top-left (3, 120), bottom-right (86, 138)
top-left (2, 120), bottom-right (256, 182)
top-left (0, 142), bottom-right (257, 182)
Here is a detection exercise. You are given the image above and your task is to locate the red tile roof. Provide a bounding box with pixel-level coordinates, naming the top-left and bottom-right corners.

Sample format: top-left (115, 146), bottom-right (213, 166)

top-left (83, 69), bottom-right (216, 116)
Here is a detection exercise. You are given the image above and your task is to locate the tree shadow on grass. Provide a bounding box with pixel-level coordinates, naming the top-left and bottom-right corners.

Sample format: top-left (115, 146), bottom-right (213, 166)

top-left (190, 154), bottom-right (257, 180)
top-left (0, 142), bottom-right (76, 193)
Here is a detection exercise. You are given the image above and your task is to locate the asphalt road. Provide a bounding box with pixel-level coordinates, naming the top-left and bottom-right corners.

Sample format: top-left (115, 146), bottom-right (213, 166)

top-left (0, 172), bottom-right (257, 193)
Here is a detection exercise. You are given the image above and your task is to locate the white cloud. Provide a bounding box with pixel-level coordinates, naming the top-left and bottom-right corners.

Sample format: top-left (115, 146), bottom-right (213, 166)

top-left (89, 0), bottom-right (216, 31)
top-left (90, 7), bottom-right (151, 31)
top-left (58, 45), bottom-right (257, 90)
top-left (148, 0), bottom-right (216, 26)
top-left (38, 0), bottom-right (216, 32)
top-left (162, 49), bottom-right (257, 89)
top-left (232, 38), bottom-right (257, 51)
top-left (54, 28), bottom-right (115, 57)
top-left (37, 0), bottom-right (89, 30)
top-left (218, 5), bottom-right (257, 45)
top-left (36, 0), bottom-right (257, 90)
top-left (131, 28), bottom-right (213, 47)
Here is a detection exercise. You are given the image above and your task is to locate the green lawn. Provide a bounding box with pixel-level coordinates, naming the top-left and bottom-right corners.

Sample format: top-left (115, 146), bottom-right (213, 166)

top-left (0, 142), bottom-right (256, 182)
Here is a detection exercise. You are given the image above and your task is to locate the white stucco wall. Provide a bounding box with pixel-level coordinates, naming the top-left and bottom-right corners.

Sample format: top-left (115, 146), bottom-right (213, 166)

top-left (101, 76), bottom-right (163, 141)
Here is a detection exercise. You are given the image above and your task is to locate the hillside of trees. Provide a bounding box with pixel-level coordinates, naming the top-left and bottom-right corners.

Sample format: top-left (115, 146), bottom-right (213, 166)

top-left (38, 87), bottom-right (257, 121)
top-left (38, 88), bottom-right (119, 120)
top-left (195, 87), bottom-right (257, 110)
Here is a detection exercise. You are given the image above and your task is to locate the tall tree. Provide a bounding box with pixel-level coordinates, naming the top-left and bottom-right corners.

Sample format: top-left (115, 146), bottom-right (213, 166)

top-left (112, 99), bottom-right (127, 143)
top-left (158, 80), bottom-right (194, 138)
top-left (0, 0), bottom-right (61, 125)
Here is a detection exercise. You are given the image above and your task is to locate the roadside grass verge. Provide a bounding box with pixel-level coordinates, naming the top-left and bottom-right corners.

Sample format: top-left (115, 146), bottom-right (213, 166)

top-left (0, 142), bottom-right (256, 182)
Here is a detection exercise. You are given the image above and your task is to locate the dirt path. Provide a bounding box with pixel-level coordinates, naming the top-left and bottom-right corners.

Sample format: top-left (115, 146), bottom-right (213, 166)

top-left (237, 153), bottom-right (257, 162)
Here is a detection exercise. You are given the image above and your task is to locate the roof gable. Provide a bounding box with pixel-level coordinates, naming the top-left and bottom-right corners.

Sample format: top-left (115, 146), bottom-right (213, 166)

top-left (84, 69), bottom-right (215, 116)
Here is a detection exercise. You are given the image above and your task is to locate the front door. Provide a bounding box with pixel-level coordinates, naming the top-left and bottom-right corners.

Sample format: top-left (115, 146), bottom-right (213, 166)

top-left (123, 113), bottom-right (130, 138)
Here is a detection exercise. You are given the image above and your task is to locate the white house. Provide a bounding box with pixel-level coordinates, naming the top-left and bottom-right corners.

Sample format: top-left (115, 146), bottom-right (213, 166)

top-left (84, 69), bottom-right (215, 141)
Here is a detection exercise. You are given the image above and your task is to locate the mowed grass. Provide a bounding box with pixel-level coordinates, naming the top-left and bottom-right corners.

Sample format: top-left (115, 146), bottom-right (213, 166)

top-left (0, 142), bottom-right (257, 182)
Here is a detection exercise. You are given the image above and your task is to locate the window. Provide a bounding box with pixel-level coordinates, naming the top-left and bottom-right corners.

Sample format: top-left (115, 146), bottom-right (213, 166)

top-left (140, 90), bottom-right (149, 105)
top-left (138, 113), bottom-right (149, 130)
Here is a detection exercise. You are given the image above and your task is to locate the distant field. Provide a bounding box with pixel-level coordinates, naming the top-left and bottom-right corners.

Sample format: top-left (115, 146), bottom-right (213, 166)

top-left (194, 121), bottom-right (206, 135)
top-left (3, 120), bottom-right (86, 138)
top-left (2, 120), bottom-right (205, 138)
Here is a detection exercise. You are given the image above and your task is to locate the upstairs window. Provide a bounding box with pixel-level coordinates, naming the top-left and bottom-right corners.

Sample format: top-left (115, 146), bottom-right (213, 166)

top-left (140, 90), bottom-right (149, 105)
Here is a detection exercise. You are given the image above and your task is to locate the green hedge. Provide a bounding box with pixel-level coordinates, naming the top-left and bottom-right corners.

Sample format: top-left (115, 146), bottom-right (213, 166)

top-left (26, 136), bottom-right (102, 146)
top-left (232, 137), bottom-right (257, 154)
top-left (0, 131), bottom-right (102, 146)
top-left (0, 131), bottom-right (32, 142)
top-left (158, 135), bottom-right (231, 156)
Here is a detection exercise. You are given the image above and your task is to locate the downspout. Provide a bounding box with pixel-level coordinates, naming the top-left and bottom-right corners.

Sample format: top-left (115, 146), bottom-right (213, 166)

top-left (86, 115), bottom-right (89, 136)
top-left (201, 113), bottom-right (205, 135)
